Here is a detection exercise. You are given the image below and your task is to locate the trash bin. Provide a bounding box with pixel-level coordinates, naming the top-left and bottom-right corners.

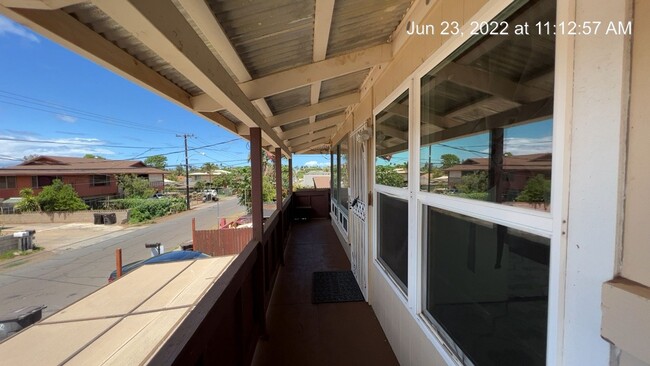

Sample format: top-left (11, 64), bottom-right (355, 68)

top-left (12, 231), bottom-right (29, 251)
top-left (103, 213), bottom-right (117, 225)
top-left (93, 213), bottom-right (104, 225)
top-left (0, 305), bottom-right (46, 340)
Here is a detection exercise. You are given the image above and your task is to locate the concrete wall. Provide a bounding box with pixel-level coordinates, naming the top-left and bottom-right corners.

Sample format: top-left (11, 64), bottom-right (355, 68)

top-left (0, 210), bottom-right (130, 225)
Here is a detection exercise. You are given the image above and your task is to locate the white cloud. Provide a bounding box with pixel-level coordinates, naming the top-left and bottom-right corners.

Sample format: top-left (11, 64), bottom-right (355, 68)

top-left (0, 134), bottom-right (115, 166)
top-left (504, 136), bottom-right (552, 156)
top-left (0, 16), bottom-right (40, 43)
top-left (56, 114), bottom-right (78, 123)
top-left (303, 160), bottom-right (319, 167)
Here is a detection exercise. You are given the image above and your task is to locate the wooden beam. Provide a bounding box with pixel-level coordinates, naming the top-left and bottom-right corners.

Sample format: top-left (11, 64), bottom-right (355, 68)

top-left (0, 0), bottom-right (85, 9)
top-left (175, 0), bottom-right (250, 83)
top-left (174, 0), bottom-right (280, 123)
top-left (93, 0), bottom-right (290, 154)
top-left (199, 111), bottom-right (238, 135)
top-left (287, 128), bottom-right (335, 147)
top-left (268, 93), bottom-right (359, 128)
top-left (0, 6), bottom-right (192, 109)
top-left (292, 137), bottom-right (329, 154)
top-left (192, 93), bottom-right (223, 112)
top-left (310, 0), bottom-right (335, 126)
top-left (239, 44), bottom-right (392, 100)
top-left (274, 148), bottom-right (282, 211)
top-left (250, 128), bottom-right (263, 241)
top-left (288, 158), bottom-right (293, 192)
top-left (280, 114), bottom-right (344, 140)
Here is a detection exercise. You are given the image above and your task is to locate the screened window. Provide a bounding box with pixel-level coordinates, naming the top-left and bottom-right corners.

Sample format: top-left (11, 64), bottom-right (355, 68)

top-left (338, 136), bottom-right (349, 211)
top-left (91, 175), bottom-right (110, 187)
top-left (424, 207), bottom-right (549, 365)
top-left (419, 0), bottom-right (555, 212)
top-left (378, 193), bottom-right (408, 291)
top-left (0, 176), bottom-right (16, 189)
top-left (376, 89), bottom-right (409, 188)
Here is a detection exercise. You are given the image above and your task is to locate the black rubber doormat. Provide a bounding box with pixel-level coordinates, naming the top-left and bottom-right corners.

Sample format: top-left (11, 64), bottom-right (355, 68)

top-left (312, 271), bottom-right (364, 304)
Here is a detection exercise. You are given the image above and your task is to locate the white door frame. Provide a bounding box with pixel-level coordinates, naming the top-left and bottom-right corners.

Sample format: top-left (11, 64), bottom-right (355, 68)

top-left (349, 123), bottom-right (370, 298)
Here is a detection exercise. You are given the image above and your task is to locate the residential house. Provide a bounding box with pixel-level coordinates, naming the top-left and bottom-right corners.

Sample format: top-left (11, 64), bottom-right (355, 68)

top-left (444, 153), bottom-right (553, 200)
top-left (188, 170), bottom-right (230, 185)
top-left (0, 156), bottom-right (166, 202)
top-left (0, 1), bottom-right (647, 366)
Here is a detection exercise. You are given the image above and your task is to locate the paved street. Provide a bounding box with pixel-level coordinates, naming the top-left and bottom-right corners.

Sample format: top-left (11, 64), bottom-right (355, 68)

top-left (0, 198), bottom-right (246, 319)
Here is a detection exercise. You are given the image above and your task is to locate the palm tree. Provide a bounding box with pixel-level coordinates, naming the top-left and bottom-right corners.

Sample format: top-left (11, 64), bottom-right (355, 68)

top-left (202, 162), bottom-right (217, 186)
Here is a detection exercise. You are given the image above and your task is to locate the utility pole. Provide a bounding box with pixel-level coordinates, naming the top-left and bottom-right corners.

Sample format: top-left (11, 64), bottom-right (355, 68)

top-left (177, 133), bottom-right (194, 210)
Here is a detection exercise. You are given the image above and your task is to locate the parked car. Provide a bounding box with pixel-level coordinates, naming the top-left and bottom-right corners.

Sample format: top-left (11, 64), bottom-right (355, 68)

top-left (0, 305), bottom-right (46, 340)
top-left (108, 250), bottom-right (209, 282)
top-left (202, 189), bottom-right (219, 202)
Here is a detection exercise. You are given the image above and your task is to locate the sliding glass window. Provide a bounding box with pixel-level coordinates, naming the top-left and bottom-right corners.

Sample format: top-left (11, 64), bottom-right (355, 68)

top-left (376, 90), bottom-right (409, 188)
top-left (419, 0), bottom-right (555, 212)
top-left (419, 0), bottom-right (556, 364)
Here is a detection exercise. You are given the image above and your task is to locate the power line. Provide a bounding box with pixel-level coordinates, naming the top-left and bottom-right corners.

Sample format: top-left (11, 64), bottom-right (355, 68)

top-left (0, 90), bottom-right (183, 135)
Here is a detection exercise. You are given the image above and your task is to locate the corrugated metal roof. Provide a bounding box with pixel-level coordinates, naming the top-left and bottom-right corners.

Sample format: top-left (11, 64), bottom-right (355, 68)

top-left (319, 69), bottom-right (368, 99)
top-left (63, 3), bottom-right (204, 97)
top-left (327, 0), bottom-right (411, 58)
top-left (280, 119), bottom-right (310, 133)
top-left (207, 0), bottom-right (315, 79)
top-left (265, 86), bottom-right (311, 115)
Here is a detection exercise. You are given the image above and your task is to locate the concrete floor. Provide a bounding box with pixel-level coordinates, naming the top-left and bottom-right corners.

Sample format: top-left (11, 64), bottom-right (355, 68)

top-left (252, 219), bottom-right (398, 366)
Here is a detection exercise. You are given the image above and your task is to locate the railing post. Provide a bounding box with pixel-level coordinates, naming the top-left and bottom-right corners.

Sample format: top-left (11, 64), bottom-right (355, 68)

top-left (191, 218), bottom-right (196, 248)
top-left (115, 248), bottom-right (122, 279)
top-left (251, 127), bottom-right (263, 242)
top-left (288, 157), bottom-right (293, 193)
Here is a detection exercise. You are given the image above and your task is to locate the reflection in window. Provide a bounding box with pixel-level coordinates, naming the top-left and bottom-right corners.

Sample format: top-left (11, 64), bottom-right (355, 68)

top-left (376, 90), bottom-right (409, 188)
top-left (339, 136), bottom-right (349, 211)
top-left (419, 0), bottom-right (555, 212)
top-left (378, 193), bottom-right (408, 291)
top-left (424, 207), bottom-right (549, 365)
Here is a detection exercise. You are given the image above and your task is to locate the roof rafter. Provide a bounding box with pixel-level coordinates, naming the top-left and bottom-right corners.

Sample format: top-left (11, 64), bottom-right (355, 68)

top-left (92, 0), bottom-right (290, 155)
top-left (280, 114), bottom-right (344, 141)
top-left (268, 92), bottom-right (359, 128)
top-left (287, 127), bottom-right (336, 147)
top-left (309, 0), bottom-right (336, 129)
top-left (292, 137), bottom-right (329, 154)
top-left (239, 44), bottom-right (392, 101)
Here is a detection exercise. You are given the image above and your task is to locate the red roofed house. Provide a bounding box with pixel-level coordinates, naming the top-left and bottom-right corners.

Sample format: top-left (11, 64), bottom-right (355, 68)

top-left (445, 153), bottom-right (552, 199)
top-left (0, 156), bottom-right (166, 202)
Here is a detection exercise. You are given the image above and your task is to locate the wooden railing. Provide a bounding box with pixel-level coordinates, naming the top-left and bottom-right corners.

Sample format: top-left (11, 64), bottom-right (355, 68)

top-left (150, 194), bottom-right (294, 365)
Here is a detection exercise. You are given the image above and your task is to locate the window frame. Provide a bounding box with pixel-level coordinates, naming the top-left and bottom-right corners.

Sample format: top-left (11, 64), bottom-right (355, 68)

top-left (91, 175), bottom-right (111, 187)
top-left (368, 0), bottom-right (569, 364)
top-left (372, 79), bottom-right (413, 302)
top-left (0, 176), bottom-right (17, 189)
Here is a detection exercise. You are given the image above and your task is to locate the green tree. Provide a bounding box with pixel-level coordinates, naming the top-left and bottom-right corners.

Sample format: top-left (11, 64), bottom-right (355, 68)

top-left (440, 154), bottom-right (461, 169)
top-left (516, 174), bottom-right (551, 205)
top-left (457, 171), bottom-right (488, 193)
top-left (15, 188), bottom-right (39, 212)
top-left (144, 154), bottom-right (167, 170)
top-left (376, 165), bottom-right (405, 187)
top-left (201, 162), bottom-right (218, 186)
top-left (37, 179), bottom-right (87, 212)
top-left (117, 174), bottom-right (155, 198)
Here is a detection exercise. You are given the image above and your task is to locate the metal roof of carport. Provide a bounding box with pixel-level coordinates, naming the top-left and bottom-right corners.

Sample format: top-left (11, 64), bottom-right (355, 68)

top-left (0, 0), bottom-right (413, 156)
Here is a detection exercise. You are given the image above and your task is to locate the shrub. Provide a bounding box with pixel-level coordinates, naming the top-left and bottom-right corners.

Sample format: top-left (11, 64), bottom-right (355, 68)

top-left (117, 174), bottom-right (155, 199)
top-left (516, 174), bottom-right (551, 204)
top-left (37, 179), bottom-right (87, 212)
top-left (105, 197), bottom-right (186, 223)
top-left (15, 188), bottom-right (39, 212)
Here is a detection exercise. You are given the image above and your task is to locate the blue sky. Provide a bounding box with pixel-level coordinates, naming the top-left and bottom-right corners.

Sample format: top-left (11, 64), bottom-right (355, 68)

top-left (0, 15), bottom-right (330, 169)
